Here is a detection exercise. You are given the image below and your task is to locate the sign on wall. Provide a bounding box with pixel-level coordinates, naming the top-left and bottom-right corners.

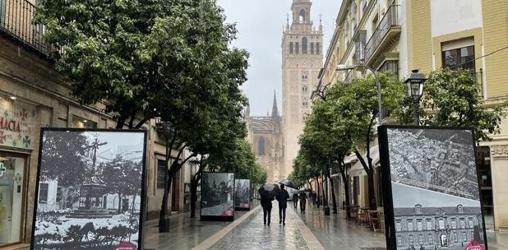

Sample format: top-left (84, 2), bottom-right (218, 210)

top-left (200, 172), bottom-right (235, 221)
top-left (234, 179), bottom-right (251, 211)
top-left (0, 99), bottom-right (36, 150)
top-left (378, 126), bottom-right (488, 250)
top-left (31, 128), bottom-right (147, 250)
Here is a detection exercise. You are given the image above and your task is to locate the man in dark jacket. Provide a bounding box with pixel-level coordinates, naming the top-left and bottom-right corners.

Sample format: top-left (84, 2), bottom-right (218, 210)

top-left (258, 186), bottom-right (274, 225)
top-left (292, 193), bottom-right (299, 209)
top-left (276, 184), bottom-right (290, 225)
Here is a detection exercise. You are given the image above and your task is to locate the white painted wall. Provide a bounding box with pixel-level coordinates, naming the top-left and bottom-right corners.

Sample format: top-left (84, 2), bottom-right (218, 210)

top-left (399, 0), bottom-right (410, 77)
top-left (431, 0), bottom-right (482, 37)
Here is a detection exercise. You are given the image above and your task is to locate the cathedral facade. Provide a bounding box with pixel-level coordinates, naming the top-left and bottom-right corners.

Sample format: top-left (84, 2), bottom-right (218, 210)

top-left (246, 0), bottom-right (322, 182)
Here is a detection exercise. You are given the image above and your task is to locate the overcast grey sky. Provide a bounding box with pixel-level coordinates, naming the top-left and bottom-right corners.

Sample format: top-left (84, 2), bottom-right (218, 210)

top-left (217, 0), bottom-right (342, 116)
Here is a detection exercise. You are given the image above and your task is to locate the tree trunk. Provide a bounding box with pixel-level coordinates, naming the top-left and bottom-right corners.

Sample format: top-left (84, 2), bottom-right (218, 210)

top-left (339, 166), bottom-right (351, 219)
top-left (190, 178), bottom-right (198, 218)
top-left (316, 177), bottom-right (320, 208)
top-left (328, 174), bottom-right (337, 214)
top-left (321, 175), bottom-right (327, 207)
top-left (117, 193), bottom-right (122, 214)
top-left (159, 171), bottom-right (173, 232)
top-left (367, 171), bottom-right (377, 210)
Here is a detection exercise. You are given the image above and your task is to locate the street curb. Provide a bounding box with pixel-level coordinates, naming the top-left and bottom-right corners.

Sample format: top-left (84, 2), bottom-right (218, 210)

top-left (192, 205), bottom-right (262, 250)
top-left (291, 210), bottom-right (325, 250)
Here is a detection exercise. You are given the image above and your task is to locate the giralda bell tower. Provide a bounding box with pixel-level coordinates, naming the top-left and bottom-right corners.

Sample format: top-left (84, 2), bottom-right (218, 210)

top-left (281, 0), bottom-right (323, 178)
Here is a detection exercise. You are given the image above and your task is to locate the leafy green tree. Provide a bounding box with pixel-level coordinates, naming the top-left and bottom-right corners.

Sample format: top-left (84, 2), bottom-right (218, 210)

top-left (406, 68), bottom-right (506, 141)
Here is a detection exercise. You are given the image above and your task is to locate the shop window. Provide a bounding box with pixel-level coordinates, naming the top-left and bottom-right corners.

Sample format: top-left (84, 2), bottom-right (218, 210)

top-left (157, 159), bottom-right (168, 189)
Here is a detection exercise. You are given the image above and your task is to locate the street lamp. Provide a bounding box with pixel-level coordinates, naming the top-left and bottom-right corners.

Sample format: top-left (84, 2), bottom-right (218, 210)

top-left (404, 69), bottom-right (427, 126)
top-left (336, 64), bottom-right (384, 124)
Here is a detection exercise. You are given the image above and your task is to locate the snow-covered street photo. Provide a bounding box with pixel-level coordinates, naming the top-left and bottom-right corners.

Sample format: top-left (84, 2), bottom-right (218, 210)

top-left (32, 130), bottom-right (146, 250)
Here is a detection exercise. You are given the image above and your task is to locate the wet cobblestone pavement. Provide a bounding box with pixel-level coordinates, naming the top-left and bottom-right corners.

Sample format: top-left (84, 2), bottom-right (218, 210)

top-left (210, 203), bottom-right (310, 250)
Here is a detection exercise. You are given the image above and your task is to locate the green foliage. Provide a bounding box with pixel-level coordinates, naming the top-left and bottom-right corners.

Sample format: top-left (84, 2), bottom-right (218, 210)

top-left (417, 69), bottom-right (506, 141)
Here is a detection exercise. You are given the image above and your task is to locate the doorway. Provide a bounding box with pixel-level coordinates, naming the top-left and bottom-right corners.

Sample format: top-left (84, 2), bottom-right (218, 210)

top-left (0, 152), bottom-right (28, 247)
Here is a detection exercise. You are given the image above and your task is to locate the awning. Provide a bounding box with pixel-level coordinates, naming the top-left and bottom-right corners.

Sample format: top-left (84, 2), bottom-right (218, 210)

top-left (349, 145), bottom-right (380, 176)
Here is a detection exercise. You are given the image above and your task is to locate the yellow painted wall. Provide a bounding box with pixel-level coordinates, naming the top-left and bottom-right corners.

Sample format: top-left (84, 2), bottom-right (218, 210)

top-left (407, 0), bottom-right (433, 74)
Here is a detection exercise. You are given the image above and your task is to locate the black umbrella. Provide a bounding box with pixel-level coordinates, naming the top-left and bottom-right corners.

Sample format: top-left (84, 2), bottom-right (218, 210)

top-left (279, 179), bottom-right (297, 189)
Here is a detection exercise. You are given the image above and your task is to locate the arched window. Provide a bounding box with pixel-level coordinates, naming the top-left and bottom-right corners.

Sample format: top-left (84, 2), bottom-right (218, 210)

top-left (289, 42), bottom-right (294, 54)
top-left (299, 9), bottom-right (305, 23)
top-left (457, 204), bottom-right (464, 213)
top-left (302, 37), bottom-right (308, 54)
top-left (258, 137), bottom-right (265, 155)
top-left (310, 42), bottom-right (315, 54)
top-left (295, 42), bottom-right (299, 54)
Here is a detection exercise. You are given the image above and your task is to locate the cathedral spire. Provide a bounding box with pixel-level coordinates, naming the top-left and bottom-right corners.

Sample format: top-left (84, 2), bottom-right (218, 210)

top-left (271, 90), bottom-right (279, 117)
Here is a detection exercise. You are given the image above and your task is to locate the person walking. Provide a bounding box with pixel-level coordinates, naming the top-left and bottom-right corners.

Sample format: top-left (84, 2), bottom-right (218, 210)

top-left (292, 192), bottom-right (299, 209)
top-left (276, 184), bottom-right (290, 225)
top-left (299, 191), bottom-right (307, 212)
top-left (258, 186), bottom-right (274, 225)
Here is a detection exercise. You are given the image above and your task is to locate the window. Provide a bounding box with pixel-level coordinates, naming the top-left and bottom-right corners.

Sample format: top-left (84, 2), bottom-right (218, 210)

top-left (426, 219), bottom-right (432, 230)
top-left (457, 204), bottom-right (464, 213)
top-left (258, 137), bottom-right (265, 155)
top-left (463, 232), bottom-right (467, 242)
top-left (451, 219), bottom-right (457, 229)
top-left (419, 234), bottom-right (424, 245)
top-left (290, 42), bottom-right (294, 54)
top-left (468, 217), bottom-right (474, 228)
top-left (295, 42), bottom-right (299, 54)
top-left (380, 60), bottom-right (399, 76)
top-left (302, 85), bottom-right (308, 92)
top-left (396, 220), bottom-right (402, 232)
top-left (454, 232), bottom-right (458, 243)
top-left (409, 234), bottom-right (414, 245)
top-left (415, 204), bottom-right (422, 214)
top-left (460, 218), bottom-right (466, 229)
top-left (439, 219), bottom-right (445, 229)
top-left (157, 159), bottom-right (168, 189)
top-left (417, 220), bottom-right (423, 231)
top-left (39, 183), bottom-right (49, 204)
top-left (310, 43), bottom-right (314, 54)
top-left (442, 41), bottom-right (475, 71)
top-left (302, 37), bottom-right (308, 54)
top-left (407, 220), bottom-right (414, 231)
top-left (316, 42), bottom-right (320, 54)
top-left (299, 9), bottom-right (306, 23)
top-left (428, 234), bottom-right (433, 244)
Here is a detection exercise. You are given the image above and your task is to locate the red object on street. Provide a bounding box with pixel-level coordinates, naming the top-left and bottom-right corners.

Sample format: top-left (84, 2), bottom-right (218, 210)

top-left (113, 241), bottom-right (137, 250)
top-left (464, 240), bottom-right (486, 250)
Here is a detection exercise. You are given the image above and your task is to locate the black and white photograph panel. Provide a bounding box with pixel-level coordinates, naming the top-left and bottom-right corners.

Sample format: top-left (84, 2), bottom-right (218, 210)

top-left (386, 128), bottom-right (486, 250)
top-left (234, 179), bottom-right (250, 210)
top-left (201, 173), bottom-right (234, 217)
top-left (33, 130), bottom-right (146, 250)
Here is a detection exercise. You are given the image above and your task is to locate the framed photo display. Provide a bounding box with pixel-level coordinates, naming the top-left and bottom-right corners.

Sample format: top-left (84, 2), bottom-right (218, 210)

top-left (378, 126), bottom-right (488, 250)
top-left (31, 128), bottom-right (147, 250)
top-left (234, 179), bottom-right (251, 211)
top-left (200, 172), bottom-right (235, 221)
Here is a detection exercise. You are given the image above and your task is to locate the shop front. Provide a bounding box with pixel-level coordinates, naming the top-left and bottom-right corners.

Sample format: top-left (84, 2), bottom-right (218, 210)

top-left (0, 96), bottom-right (36, 248)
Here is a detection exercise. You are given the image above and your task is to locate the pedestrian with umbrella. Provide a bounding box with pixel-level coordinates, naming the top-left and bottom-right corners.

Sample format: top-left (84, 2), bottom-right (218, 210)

top-left (258, 183), bottom-right (275, 225)
top-left (292, 192), bottom-right (299, 209)
top-left (299, 189), bottom-right (307, 212)
top-left (276, 184), bottom-right (290, 225)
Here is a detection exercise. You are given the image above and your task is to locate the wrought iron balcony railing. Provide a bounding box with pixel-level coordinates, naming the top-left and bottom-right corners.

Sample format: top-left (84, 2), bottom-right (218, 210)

top-left (0, 0), bottom-right (52, 56)
top-left (364, 4), bottom-right (400, 63)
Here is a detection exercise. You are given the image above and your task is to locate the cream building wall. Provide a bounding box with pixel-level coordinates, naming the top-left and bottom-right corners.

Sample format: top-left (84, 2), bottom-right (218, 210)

top-left (320, 0), bottom-right (508, 230)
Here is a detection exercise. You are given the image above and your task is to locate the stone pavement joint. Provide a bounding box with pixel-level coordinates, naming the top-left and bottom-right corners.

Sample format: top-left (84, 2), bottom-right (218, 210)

top-left (192, 205), bottom-right (262, 250)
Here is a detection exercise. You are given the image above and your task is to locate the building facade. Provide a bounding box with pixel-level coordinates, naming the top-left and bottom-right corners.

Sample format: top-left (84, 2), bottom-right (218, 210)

top-left (281, 0), bottom-right (323, 179)
top-left (0, 1), bottom-right (192, 247)
top-left (245, 94), bottom-right (284, 182)
top-left (319, 0), bottom-right (508, 230)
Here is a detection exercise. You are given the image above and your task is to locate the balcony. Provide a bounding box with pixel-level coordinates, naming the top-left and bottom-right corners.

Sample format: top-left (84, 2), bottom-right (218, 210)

top-left (0, 0), bottom-right (52, 56)
top-left (364, 4), bottom-right (401, 66)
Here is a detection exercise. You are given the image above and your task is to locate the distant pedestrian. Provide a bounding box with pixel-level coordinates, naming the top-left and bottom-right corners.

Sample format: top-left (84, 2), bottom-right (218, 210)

top-left (292, 193), bottom-right (299, 209)
top-left (276, 184), bottom-right (290, 225)
top-left (258, 186), bottom-right (274, 225)
top-left (299, 191), bottom-right (307, 212)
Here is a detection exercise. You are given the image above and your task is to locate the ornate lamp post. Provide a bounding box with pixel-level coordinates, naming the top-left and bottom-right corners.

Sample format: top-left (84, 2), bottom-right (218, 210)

top-left (404, 69), bottom-right (427, 126)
